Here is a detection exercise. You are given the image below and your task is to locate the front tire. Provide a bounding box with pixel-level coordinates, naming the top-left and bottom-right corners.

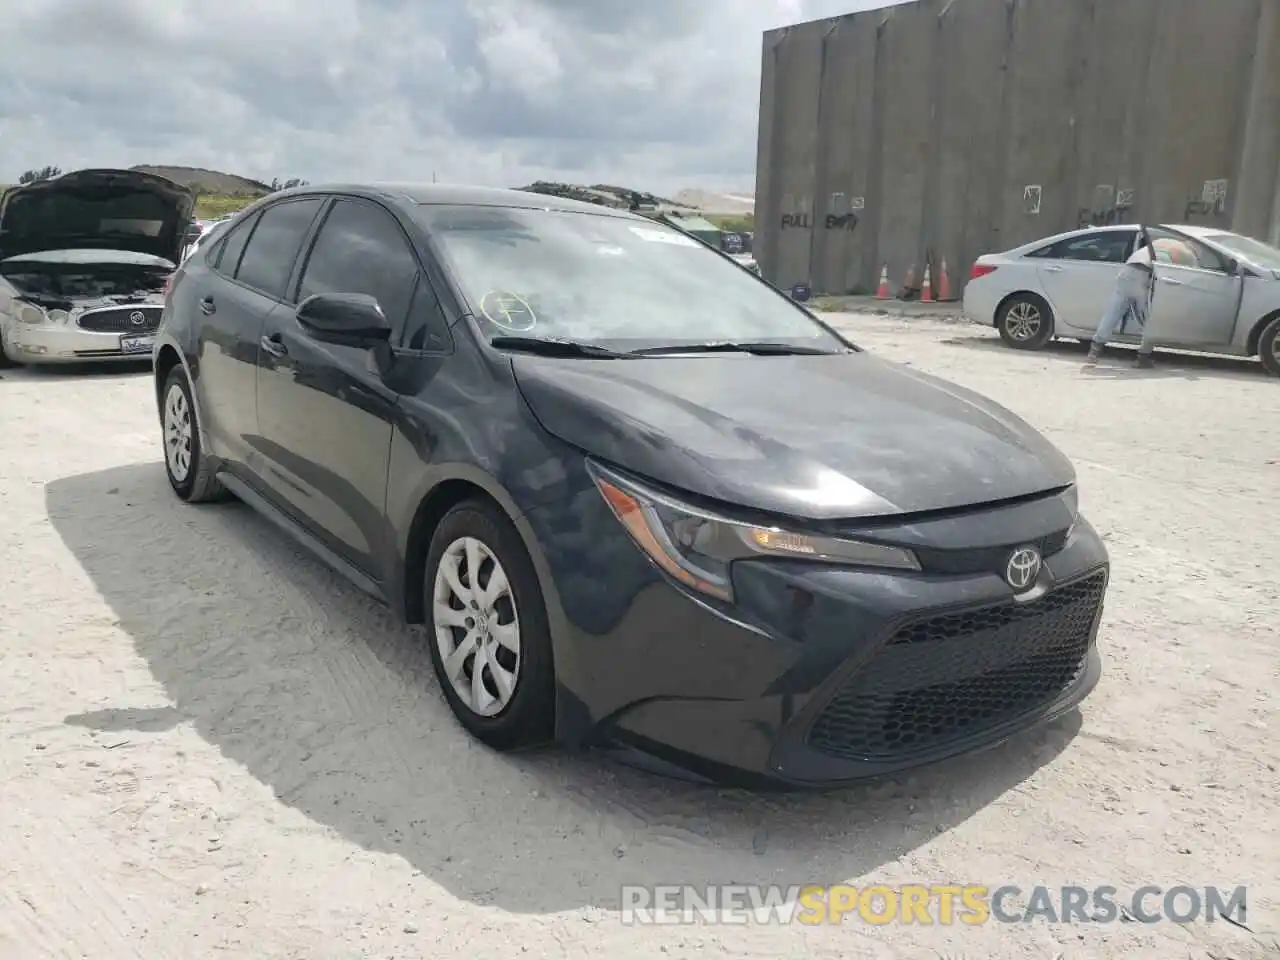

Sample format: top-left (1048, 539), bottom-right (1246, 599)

top-left (997, 294), bottom-right (1055, 350)
top-left (161, 366), bottom-right (224, 502)
top-left (0, 327), bottom-right (19, 369)
top-left (424, 499), bottom-right (556, 751)
top-left (1258, 316), bottom-right (1280, 377)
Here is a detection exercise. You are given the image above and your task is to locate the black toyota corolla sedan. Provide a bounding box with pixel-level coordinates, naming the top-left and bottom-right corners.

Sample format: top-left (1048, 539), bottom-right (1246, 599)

top-left (153, 183), bottom-right (1109, 788)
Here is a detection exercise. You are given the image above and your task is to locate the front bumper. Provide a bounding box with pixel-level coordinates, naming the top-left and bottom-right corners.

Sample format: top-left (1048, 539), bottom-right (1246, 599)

top-left (529, 490), bottom-right (1109, 789)
top-left (3, 322), bottom-right (157, 364)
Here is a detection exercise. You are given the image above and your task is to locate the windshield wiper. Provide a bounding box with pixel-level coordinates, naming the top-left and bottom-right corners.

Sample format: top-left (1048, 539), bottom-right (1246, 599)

top-left (488, 336), bottom-right (627, 359)
top-left (628, 341), bottom-right (846, 356)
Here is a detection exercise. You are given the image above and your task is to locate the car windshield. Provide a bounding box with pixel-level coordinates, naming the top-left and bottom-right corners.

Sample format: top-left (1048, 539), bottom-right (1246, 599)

top-left (1201, 232), bottom-right (1280, 271)
top-left (415, 204), bottom-right (844, 350)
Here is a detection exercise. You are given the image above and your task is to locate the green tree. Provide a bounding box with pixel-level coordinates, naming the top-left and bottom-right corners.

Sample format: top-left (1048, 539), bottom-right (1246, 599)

top-left (17, 165), bottom-right (62, 184)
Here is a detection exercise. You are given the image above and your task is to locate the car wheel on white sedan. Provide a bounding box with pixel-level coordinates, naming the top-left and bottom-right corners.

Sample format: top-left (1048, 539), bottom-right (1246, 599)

top-left (161, 366), bottom-right (225, 502)
top-left (1258, 315), bottom-right (1280, 377)
top-left (424, 499), bottom-right (556, 751)
top-left (997, 293), bottom-right (1055, 350)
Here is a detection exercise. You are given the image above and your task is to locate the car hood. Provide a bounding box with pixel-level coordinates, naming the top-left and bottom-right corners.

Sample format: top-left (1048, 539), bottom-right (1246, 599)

top-left (512, 352), bottom-right (1076, 520)
top-left (0, 169), bottom-right (195, 263)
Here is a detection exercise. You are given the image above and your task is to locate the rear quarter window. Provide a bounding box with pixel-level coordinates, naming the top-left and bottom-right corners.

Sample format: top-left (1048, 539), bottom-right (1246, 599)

top-left (211, 212), bottom-right (259, 276)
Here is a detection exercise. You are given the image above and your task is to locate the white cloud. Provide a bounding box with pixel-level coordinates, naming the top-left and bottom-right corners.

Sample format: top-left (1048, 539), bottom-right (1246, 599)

top-left (0, 0), bottom-right (893, 193)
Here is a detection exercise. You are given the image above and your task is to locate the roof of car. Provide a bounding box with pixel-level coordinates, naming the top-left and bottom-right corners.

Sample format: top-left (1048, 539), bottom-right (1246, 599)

top-left (274, 182), bottom-right (644, 218)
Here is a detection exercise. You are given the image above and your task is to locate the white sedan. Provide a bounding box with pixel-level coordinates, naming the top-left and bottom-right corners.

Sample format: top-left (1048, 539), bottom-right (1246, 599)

top-left (963, 223), bottom-right (1280, 376)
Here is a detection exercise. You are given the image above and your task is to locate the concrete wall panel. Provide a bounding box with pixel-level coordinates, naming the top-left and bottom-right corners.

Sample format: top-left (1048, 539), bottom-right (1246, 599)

top-left (757, 0), bottom-right (1280, 295)
top-left (874, 2), bottom-right (938, 293)
top-left (758, 21), bottom-right (825, 289)
top-left (813, 16), bottom-right (876, 294)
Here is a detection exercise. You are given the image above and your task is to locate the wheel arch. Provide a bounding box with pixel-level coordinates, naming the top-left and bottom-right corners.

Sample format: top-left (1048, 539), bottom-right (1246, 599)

top-left (402, 478), bottom-right (500, 625)
top-left (398, 470), bottom-right (563, 641)
top-left (993, 289), bottom-right (1054, 328)
top-left (1245, 309), bottom-right (1280, 357)
top-left (154, 344), bottom-right (183, 413)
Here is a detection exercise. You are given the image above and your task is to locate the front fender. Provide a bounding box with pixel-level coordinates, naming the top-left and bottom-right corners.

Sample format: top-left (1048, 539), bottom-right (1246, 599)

top-left (383, 396), bottom-right (599, 744)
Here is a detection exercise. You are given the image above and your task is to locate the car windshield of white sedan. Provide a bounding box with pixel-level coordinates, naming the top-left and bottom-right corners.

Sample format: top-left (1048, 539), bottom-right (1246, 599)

top-left (1202, 232), bottom-right (1280, 272)
top-left (417, 205), bottom-right (844, 350)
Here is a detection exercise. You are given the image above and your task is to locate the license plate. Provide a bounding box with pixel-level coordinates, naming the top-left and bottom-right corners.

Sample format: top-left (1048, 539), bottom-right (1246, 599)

top-left (120, 334), bottom-right (155, 355)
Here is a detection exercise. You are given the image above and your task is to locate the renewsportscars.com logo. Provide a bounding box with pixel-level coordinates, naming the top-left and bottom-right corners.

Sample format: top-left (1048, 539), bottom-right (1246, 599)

top-left (620, 884), bottom-right (1249, 926)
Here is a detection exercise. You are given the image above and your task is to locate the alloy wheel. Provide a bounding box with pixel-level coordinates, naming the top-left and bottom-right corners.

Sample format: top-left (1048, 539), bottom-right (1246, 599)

top-left (1006, 302), bottom-right (1042, 341)
top-left (164, 383), bottom-right (194, 482)
top-left (432, 536), bottom-right (521, 717)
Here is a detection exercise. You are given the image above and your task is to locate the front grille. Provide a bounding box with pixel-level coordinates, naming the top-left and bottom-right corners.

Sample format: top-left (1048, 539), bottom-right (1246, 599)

top-left (911, 527), bottom-right (1071, 576)
top-left (76, 306), bottom-right (162, 333)
top-left (806, 571), bottom-right (1106, 762)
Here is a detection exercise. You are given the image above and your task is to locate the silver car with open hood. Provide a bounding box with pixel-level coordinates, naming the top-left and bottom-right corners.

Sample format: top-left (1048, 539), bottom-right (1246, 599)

top-left (0, 168), bottom-right (195, 366)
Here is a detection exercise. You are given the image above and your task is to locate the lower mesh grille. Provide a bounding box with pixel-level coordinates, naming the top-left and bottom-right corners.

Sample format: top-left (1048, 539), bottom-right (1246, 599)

top-left (806, 571), bottom-right (1106, 762)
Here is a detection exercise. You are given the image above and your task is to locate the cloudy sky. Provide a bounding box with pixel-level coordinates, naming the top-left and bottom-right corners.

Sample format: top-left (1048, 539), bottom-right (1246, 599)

top-left (0, 0), bottom-right (905, 194)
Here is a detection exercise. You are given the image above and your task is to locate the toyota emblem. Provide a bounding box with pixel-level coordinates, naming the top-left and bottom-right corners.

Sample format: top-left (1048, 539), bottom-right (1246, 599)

top-left (129, 310), bottom-right (147, 326)
top-left (1005, 547), bottom-right (1042, 592)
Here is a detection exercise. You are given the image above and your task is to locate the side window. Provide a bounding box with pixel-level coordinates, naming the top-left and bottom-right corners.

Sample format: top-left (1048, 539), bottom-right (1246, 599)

top-left (295, 199), bottom-right (421, 341)
top-left (235, 198), bottom-right (325, 299)
top-left (212, 212), bottom-right (259, 276)
top-left (1145, 228), bottom-right (1228, 273)
top-left (1030, 231), bottom-right (1134, 263)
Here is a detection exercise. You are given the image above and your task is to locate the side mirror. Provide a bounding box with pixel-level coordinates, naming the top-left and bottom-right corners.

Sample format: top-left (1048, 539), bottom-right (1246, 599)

top-left (1226, 258), bottom-right (1240, 275)
top-left (296, 292), bottom-right (392, 347)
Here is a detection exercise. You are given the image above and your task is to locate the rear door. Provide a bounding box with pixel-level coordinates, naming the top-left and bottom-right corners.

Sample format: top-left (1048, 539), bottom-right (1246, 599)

top-left (187, 209), bottom-right (264, 470)
top-left (1026, 230), bottom-right (1137, 334)
top-left (1144, 227), bottom-right (1242, 347)
top-left (207, 196), bottom-right (327, 480)
top-left (255, 196), bottom-right (439, 575)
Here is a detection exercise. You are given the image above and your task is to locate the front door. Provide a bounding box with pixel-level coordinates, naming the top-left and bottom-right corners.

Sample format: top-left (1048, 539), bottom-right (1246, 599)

top-left (1029, 229), bottom-right (1137, 334)
top-left (255, 197), bottom-right (423, 577)
top-left (1145, 228), bottom-right (1242, 347)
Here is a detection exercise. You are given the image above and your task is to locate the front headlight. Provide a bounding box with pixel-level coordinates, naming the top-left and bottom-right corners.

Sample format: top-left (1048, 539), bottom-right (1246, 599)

top-left (589, 462), bottom-right (920, 602)
top-left (16, 303), bottom-right (48, 324)
top-left (45, 309), bottom-right (70, 325)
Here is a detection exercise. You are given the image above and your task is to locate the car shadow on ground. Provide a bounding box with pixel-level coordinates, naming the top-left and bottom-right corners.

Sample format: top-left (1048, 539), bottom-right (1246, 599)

top-left (47, 462), bottom-right (1081, 916)
top-left (941, 333), bottom-right (1270, 381)
top-left (0, 360), bottom-right (152, 381)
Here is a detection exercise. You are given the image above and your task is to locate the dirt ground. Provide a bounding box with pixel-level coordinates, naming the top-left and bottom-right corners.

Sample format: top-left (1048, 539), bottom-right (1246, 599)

top-left (1, 316), bottom-right (1276, 959)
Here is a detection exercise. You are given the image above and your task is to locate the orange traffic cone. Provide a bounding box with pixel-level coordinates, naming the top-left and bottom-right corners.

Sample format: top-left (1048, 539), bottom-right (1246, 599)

top-left (921, 263), bottom-right (934, 302)
top-left (937, 257), bottom-right (953, 301)
top-left (875, 263), bottom-right (892, 299)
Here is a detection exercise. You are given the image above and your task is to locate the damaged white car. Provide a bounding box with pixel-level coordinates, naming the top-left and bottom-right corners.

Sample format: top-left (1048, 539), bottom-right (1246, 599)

top-left (0, 168), bottom-right (195, 367)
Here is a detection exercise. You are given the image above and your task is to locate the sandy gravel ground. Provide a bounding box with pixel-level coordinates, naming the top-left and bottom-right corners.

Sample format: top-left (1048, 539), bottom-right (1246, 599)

top-left (0, 317), bottom-right (1276, 959)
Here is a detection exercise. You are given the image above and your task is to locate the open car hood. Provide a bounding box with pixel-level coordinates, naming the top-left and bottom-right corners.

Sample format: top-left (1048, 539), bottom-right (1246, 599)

top-left (0, 169), bottom-right (196, 264)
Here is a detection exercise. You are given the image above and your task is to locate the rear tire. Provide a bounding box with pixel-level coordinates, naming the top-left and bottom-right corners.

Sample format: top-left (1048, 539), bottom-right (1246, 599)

top-left (161, 366), bottom-right (225, 502)
top-left (1258, 316), bottom-right (1280, 377)
top-left (423, 499), bottom-right (556, 751)
top-left (997, 294), bottom-right (1055, 350)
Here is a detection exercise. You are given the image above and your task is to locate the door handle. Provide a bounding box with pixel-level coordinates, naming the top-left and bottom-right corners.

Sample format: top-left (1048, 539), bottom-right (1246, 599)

top-left (1044, 265), bottom-right (1064, 272)
top-left (199, 296), bottom-right (216, 315)
top-left (260, 333), bottom-right (288, 358)
top-left (1159, 277), bottom-right (1183, 285)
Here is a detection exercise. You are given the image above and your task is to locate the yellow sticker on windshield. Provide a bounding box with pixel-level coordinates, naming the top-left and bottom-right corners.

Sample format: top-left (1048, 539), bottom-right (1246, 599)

top-left (480, 291), bottom-right (537, 332)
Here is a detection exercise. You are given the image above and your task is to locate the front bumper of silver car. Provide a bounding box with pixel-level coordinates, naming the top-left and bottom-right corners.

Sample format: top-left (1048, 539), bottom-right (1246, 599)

top-left (4, 302), bottom-right (163, 364)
